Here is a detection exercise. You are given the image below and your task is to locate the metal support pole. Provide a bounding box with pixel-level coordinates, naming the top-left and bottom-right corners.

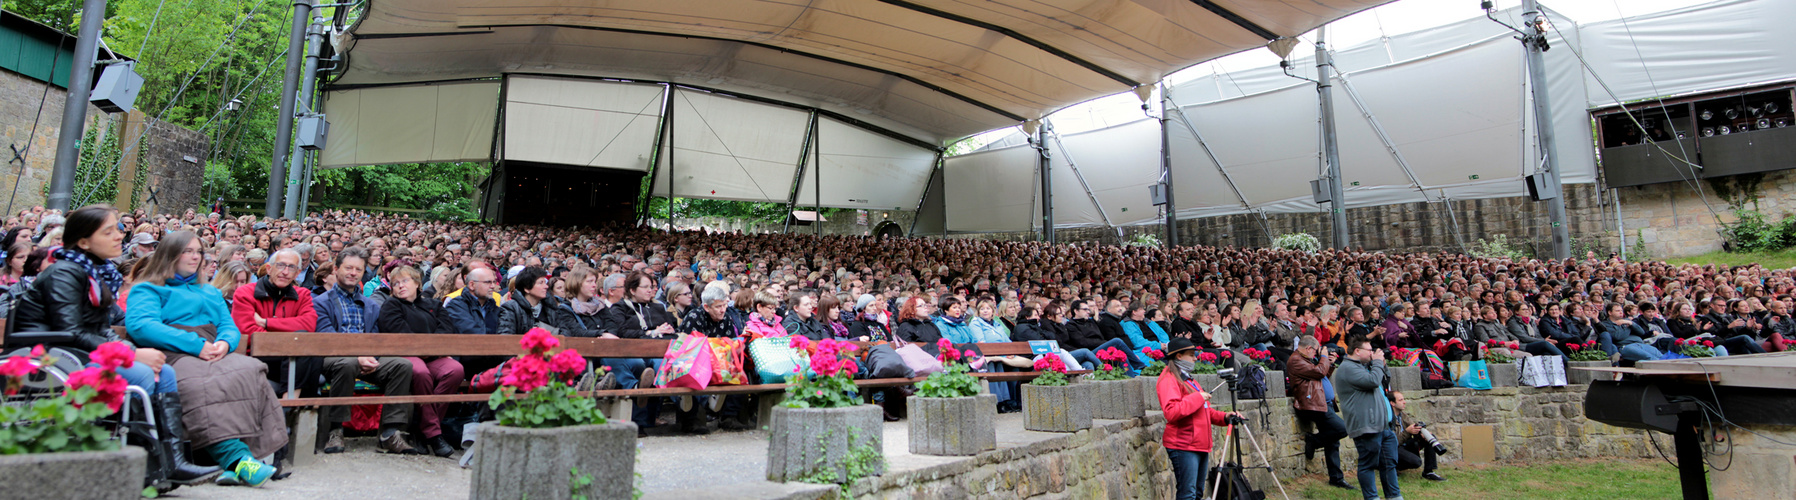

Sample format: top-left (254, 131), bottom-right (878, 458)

top-left (783, 112), bottom-right (818, 234)
top-left (1614, 188), bottom-right (1625, 260)
top-left (1159, 85), bottom-right (1177, 248)
top-left (665, 88), bottom-right (676, 231)
top-left (1316, 25), bottom-right (1349, 250)
top-left (282, 13), bottom-right (325, 219)
top-left (266, 0), bottom-right (314, 218)
top-left (45, 0), bottom-right (108, 211)
top-left (1523, 0), bottom-right (1571, 260)
top-left (1673, 414), bottom-right (1710, 500)
top-left (1036, 124), bottom-right (1053, 243)
top-left (813, 118), bottom-right (821, 236)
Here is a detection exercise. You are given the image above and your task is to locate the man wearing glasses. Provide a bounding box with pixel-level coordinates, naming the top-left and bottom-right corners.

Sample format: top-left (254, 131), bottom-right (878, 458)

top-left (231, 248), bottom-right (324, 410)
top-left (1338, 340), bottom-right (1402, 500)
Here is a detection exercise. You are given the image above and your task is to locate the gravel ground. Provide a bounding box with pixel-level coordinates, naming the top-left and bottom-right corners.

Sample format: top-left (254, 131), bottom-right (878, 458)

top-left (165, 413), bottom-right (1042, 499)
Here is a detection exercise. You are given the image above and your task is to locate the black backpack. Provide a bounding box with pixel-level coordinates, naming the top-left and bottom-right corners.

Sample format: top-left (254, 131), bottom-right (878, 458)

top-left (1234, 364), bottom-right (1267, 400)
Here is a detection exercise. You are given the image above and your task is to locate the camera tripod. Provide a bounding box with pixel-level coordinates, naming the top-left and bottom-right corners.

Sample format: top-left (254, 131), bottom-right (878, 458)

top-left (1203, 370), bottom-right (1291, 500)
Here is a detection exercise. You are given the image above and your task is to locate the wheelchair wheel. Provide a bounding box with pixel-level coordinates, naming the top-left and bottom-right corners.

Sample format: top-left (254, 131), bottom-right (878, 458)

top-left (1, 346), bottom-right (85, 396)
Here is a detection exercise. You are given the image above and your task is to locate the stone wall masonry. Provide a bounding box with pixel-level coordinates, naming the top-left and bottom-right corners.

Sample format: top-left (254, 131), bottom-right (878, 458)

top-left (833, 384), bottom-right (1649, 499)
top-left (0, 69), bottom-right (207, 215)
top-left (1615, 169), bottom-right (1796, 259)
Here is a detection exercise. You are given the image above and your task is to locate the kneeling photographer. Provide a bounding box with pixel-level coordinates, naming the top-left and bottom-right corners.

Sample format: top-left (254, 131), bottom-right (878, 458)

top-left (1389, 391), bottom-right (1448, 482)
top-left (1157, 338), bottom-right (1245, 500)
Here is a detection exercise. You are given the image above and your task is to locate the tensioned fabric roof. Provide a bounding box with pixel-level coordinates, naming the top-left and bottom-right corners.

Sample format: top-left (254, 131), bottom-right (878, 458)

top-left (331, 0), bottom-right (1392, 145)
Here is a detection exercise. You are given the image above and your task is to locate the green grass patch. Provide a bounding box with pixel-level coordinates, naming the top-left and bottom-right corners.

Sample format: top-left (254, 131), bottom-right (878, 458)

top-left (1285, 459), bottom-right (1687, 500)
top-left (1666, 249), bottom-right (1796, 270)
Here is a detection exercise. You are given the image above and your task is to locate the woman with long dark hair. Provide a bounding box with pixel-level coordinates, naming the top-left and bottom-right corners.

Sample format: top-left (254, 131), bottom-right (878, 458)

top-left (126, 231), bottom-right (286, 487)
top-left (13, 205), bottom-right (218, 484)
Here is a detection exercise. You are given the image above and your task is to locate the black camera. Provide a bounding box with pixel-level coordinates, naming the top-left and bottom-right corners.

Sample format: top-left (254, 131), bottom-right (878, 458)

top-left (1413, 422), bottom-right (1449, 456)
top-left (1217, 367), bottom-right (1239, 383)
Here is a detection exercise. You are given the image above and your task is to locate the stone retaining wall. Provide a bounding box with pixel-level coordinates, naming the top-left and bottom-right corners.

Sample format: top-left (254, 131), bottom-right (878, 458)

top-left (840, 384), bottom-right (1648, 499)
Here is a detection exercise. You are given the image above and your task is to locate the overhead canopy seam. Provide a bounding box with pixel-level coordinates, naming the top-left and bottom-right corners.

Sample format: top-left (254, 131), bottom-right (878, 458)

top-left (1333, 71), bottom-right (1434, 202)
top-left (1044, 119), bottom-right (1113, 228)
top-left (872, 0), bottom-right (1140, 87)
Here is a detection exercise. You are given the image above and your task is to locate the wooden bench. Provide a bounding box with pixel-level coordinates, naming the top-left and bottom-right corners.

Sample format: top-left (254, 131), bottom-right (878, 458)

top-left (247, 333), bottom-right (1066, 458)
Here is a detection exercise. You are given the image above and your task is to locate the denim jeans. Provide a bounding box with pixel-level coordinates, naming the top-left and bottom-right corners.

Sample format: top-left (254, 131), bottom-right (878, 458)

top-left (1520, 340), bottom-right (1564, 357)
top-left (1596, 330), bottom-right (1619, 356)
top-left (103, 362), bottom-right (178, 394)
top-left (1722, 335), bottom-right (1766, 355)
top-left (1066, 349), bottom-right (1099, 370)
top-left (1166, 448), bottom-right (1210, 500)
top-left (1353, 429), bottom-right (1402, 500)
top-left (602, 358), bottom-right (665, 428)
top-left (1296, 409), bottom-right (1347, 482)
top-left (1619, 343), bottom-right (1662, 363)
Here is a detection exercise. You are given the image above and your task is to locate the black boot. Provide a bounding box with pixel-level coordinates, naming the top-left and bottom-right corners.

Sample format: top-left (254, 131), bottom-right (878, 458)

top-left (153, 393), bottom-right (222, 484)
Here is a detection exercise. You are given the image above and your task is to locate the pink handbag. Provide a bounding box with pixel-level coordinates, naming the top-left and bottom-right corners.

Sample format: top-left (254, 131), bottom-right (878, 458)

top-left (891, 339), bottom-right (943, 377)
top-left (655, 334), bottom-right (716, 390)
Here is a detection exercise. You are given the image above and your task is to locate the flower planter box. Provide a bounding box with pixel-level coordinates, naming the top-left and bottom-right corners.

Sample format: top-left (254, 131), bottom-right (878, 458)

top-left (470, 423), bottom-right (636, 500)
top-left (908, 394), bottom-right (997, 456)
top-left (1023, 383), bottom-right (1093, 432)
top-left (1566, 360), bottom-right (1611, 385)
top-left (1387, 365), bottom-right (1423, 393)
top-left (1085, 379), bottom-right (1145, 419)
top-left (766, 405), bottom-right (886, 483)
top-left (0, 447), bottom-right (146, 500)
top-left (1489, 362), bottom-right (1518, 387)
top-left (1136, 376), bottom-right (1160, 412)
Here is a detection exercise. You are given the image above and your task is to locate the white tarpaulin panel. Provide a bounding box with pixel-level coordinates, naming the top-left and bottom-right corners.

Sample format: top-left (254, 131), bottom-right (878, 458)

top-left (504, 76), bottom-right (664, 170)
top-left (334, 0), bottom-right (1397, 144)
top-left (1053, 118), bottom-right (1164, 227)
top-left (1579, 0), bottom-right (1796, 109)
top-left (945, 145), bottom-right (1038, 233)
top-left (795, 118), bottom-right (939, 210)
top-left (318, 81), bottom-right (498, 168)
top-left (651, 90), bottom-right (810, 203)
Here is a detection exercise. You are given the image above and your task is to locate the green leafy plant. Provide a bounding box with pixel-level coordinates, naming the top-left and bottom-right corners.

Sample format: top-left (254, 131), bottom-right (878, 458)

top-left (1724, 209), bottom-right (1795, 253)
top-left (1469, 234), bottom-right (1530, 261)
top-left (1087, 347), bottom-right (1132, 381)
top-left (1127, 233), bottom-right (1162, 247)
top-left (1030, 355), bottom-right (1071, 386)
top-left (488, 329), bottom-right (608, 428)
top-left (1189, 351), bottom-right (1223, 374)
top-left (570, 467), bottom-right (595, 500)
top-left (1484, 351), bottom-right (1515, 364)
top-left (1140, 348), bottom-right (1166, 377)
top-left (795, 428), bottom-right (884, 496)
top-left (0, 343), bottom-right (134, 455)
top-left (781, 338), bottom-right (863, 409)
top-left (1273, 233), bottom-right (1321, 253)
top-left (915, 339), bottom-right (980, 398)
top-left (1673, 338), bottom-right (1718, 358)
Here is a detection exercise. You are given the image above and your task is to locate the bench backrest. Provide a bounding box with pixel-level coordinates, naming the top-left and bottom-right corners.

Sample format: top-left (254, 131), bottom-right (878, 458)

top-left (248, 333), bottom-right (1038, 360)
top-left (248, 333), bottom-right (669, 358)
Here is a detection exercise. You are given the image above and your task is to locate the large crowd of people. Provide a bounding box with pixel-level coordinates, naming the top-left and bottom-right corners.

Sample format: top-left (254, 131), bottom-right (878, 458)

top-left (4, 202), bottom-right (1792, 490)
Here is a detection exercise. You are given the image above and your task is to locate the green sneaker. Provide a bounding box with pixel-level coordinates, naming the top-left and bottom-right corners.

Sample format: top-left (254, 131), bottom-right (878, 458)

top-left (233, 458), bottom-right (276, 487)
top-left (214, 471), bottom-right (242, 486)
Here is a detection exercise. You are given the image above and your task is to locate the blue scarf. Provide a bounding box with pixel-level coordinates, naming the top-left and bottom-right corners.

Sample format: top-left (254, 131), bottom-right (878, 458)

top-left (53, 247), bottom-right (123, 298)
top-left (169, 272), bottom-right (201, 286)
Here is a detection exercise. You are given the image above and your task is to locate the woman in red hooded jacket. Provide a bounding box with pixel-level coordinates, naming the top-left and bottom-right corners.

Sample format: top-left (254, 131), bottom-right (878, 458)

top-left (1158, 337), bottom-right (1242, 500)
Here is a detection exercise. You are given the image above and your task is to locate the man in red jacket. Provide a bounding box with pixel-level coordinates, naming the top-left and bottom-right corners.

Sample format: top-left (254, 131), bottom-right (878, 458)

top-left (1157, 338), bottom-right (1242, 500)
top-left (231, 248), bottom-right (319, 398)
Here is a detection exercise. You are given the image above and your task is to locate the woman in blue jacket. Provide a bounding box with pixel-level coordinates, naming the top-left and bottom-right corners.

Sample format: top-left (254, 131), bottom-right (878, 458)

top-left (1123, 302), bottom-right (1171, 365)
top-left (127, 232), bottom-right (287, 488)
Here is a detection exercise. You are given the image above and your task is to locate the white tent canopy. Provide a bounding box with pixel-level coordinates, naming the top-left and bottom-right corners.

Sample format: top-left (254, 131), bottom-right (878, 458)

top-left (941, 5), bottom-right (1599, 232)
top-left (329, 0), bottom-right (1396, 146)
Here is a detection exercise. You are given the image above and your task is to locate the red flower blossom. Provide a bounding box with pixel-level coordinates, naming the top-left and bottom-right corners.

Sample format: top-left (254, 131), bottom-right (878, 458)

top-left (501, 354), bottom-right (551, 393)
top-left (0, 355), bottom-right (36, 378)
top-left (1197, 351), bottom-right (1218, 364)
top-left (1702, 340), bottom-right (1715, 348)
top-left (1144, 348), bottom-right (1164, 360)
top-left (548, 349), bottom-right (585, 377)
top-left (1568, 343), bottom-right (1581, 351)
top-left (1032, 355), bottom-right (1067, 373)
top-left (90, 341), bottom-right (135, 371)
top-left (66, 367), bottom-right (127, 412)
top-left (963, 350), bottom-right (977, 361)
top-left (789, 335), bottom-right (811, 353)
top-left (1096, 347), bottom-right (1127, 363)
top-left (519, 328), bottom-right (559, 354)
top-left (936, 338), bottom-right (954, 353)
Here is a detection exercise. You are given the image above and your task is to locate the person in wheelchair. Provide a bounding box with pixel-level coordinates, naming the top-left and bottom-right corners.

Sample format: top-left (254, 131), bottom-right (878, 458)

top-left (126, 230), bottom-right (288, 487)
top-left (9, 204), bottom-right (219, 487)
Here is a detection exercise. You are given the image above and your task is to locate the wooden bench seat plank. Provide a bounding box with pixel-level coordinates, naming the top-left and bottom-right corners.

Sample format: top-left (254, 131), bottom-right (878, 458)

top-left (249, 333), bottom-right (668, 358)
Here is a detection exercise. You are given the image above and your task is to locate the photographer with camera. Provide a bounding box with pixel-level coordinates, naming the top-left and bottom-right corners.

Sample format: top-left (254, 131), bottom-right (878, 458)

top-left (1158, 338), bottom-right (1245, 500)
top-left (1338, 340), bottom-right (1402, 500)
top-left (1289, 336), bottom-right (1352, 489)
top-left (1388, 391), bottom-right (1447, 482)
